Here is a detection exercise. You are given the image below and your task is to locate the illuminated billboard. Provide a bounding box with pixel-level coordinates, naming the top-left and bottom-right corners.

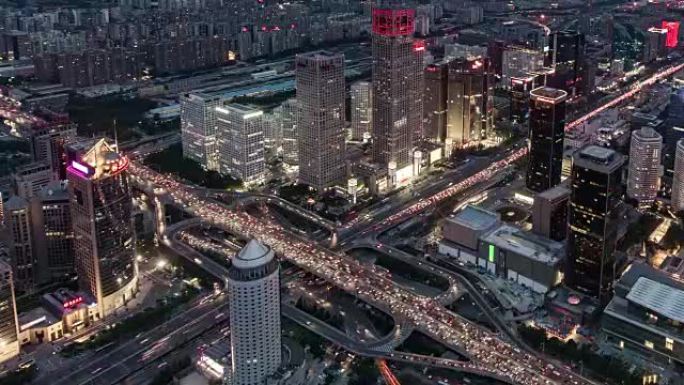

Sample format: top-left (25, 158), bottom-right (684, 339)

top-left (662, 21), bottom-right (680, 48)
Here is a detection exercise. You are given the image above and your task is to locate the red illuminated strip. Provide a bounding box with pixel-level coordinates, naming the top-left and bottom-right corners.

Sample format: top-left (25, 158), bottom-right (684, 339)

top-left (662, 20), bottom-right (680, 48)
top-left (372, 8), bottom-right (415, 36)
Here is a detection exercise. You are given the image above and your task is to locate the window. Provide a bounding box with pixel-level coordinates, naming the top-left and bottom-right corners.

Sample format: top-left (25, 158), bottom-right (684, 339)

top-left (619, 340), bottom-right (624, 349)
top-left (645, 340), bottom-right (654, 349)
top-left (666, 338), bottom-right (674, 351)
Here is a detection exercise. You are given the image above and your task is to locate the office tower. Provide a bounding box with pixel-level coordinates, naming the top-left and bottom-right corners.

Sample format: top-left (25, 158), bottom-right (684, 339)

top-left (216, 104), bottom-right (266, 186)
top-left (501, 46), bottom-right (545, 89)
top-left (372, 7), bottom-right (423, 170)
top-left (510, 74), bottom-right (537, 124)
top-left (66, 139), bottom-right (138, 317)
top-left (423, 61), bottom-right (449, 142)
top-left (643, 27), bottom-right (667, 63)
top-left (532, 185), bottom-right (570, 241)
top-left (13, 162), bottom-right (52, 200)
top-left (3, 196), bottom-right (34, 292)
top-left (526, 87), bottom-right (567, 192)
top-left (672, 139), bottom-right (684, 212)
top-left (0, 261), bottom-right (19, 364)
top-left (31, 181), bottom-right (74, 284)
top-left (280, 98), bottom-right (298, 167)
top-left (627, 127), bottom-right (662, 206)
top-left (228, 240), bottom-right (281, 385)
top-left (546, 31), bottom-right (586, 97)
top-left (295, 51), bottom-right (347, 190)
top-left (180, 93), bottom-right (222, 171)
top-left (566, 146), bottom-right (625, 302)
top-left (446, 58), bottom-right (492, 147)
top-left (262, 110), bottom-right (282, 150)
top-left (351, 81), bottom-right (373, 141)
top-left (24, 121), bottom-right (77, 181)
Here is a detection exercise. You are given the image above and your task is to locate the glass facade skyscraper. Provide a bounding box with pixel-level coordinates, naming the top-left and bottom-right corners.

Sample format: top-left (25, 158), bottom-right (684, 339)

top-left (526, 87), bottom-right (567, 192)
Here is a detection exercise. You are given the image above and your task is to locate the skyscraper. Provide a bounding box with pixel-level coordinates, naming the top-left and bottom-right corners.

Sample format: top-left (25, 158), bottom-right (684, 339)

top-left (216, 104), bottom-right (266, 186)
top-left (566, 145), bottom-right (624, 302)
top-left (3, 195), bottom-right (34, 292)
top-left (180, 92), bottom-right (222, 171)
top-left (643, 27), bottom-right (668, 63)
top-left (0, 261), bottom-right (19, 364)
top-left (66, 139), bottom-right (138, 317)
top-left (510, 74), bottom-right (537, 124)
top-left (351, 81), bottom-right (373, 141)
top-left (526, 87), bottom-right (567, 192)
top-left (423, 61), bottom-right (449, 142)
top-left (445, 57), bottom-right (492, 147)
top-left (24, 120), bottom-right (77, 181)
top-left (31, 180), bottom-right (74, 284)
top-left (280, 98), bottom-right (299, 167)
top-left (371, 7), bottom-right (423, 170)
top-left (228, 239), bottom-right (281, 385)
top-left (295, 51), bottom-right (347, 190)
top-left (532, 184), bottom-right (570, 242)
top-left (672, 139), bottom-right (684, 212)
top-left (546, 31), bottom-right (586, 98)
top-left (627, 127), bottom-right (662, 206)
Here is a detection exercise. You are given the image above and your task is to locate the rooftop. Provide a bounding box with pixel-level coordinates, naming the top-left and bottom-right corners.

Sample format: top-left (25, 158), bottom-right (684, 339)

top-left (626, 277), bottom-right (684, 323)
top-left (233, 239), bottom-right (274, 269)
top-left (448, 205), bottom-right (500, 231)
top-left (480, 225), bottom-right (564, 265)
top-left (573, 145), bottom-right (624, 172)
top-left (536, 184), bottom-right (570, 202)
top-left (530, 87), bottom-right (568, 103)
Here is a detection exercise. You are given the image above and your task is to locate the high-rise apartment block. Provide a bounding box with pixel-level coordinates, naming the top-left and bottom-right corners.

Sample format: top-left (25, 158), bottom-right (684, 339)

top-left (216, 104), bottom-right (266, 185)
top-left (295, 51), bottom-right (347, 190)
top-left (350, 81), bottom-right (373, 141)
top-left (181, 92), bottom-right (222, 171)
top-left (526, 87), bottom-right (567, 192)
top-left (66, 139), bottom-right (138, 317)
top-left (371, 7), bottom-right (423, 170)
top-left (228, 240), bottom-right (281, 385)
top-left (627, 127), bottom-right (662, 206)
top-left (566, 146), bottom-right (624, 303)
top-left (672, 139), bottom-right (684, 212)
top-left (0, 261), bottom-right (19, 364)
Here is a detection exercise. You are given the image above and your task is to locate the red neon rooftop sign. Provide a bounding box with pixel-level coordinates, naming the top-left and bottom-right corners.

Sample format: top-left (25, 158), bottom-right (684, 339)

top-left (662, 20), bottom-right (680, 48)
top-left (372, 8), bottom-right (415, 37)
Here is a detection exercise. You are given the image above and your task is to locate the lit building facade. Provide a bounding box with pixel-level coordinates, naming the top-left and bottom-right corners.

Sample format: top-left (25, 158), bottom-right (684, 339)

top-left (0, 261), bottom-right (20, 364)
top-left (31, 181), bottom-right (74, 284)
top-left (501, 46), bottom-right (545, 90)
top-left (372, 7), bottom-right (423, 170)
top-left (24, 121), bottom-right (77, 181)
top-left (423, 61), bottom-right (449, 142)
top-left (216, 104), bottom-right (266, 185)
top-left (280, 98), bottom-right (299, 167)
top-left (445, 57), bottom-right (492, 147)
top-left (66, 139), bottom-right (138, 317)
top-left (566, 146), bottom-right (624, 303)
top-left (295, 51), bottom-right (347, 190)
top-left (672, 139), bottom-right (684, 212)
top-left (626, 127), bottom-right (662, 206)
top-left (351, 81), bottom-right (372, 141)
top-left (510, 74), bottom-right (537, 125)
top-left (180, 92), bottom-right (222, 171)
top-left (526, 87), bottom-right (567, 193)
top-left (546, 31), bottom-right (586, 98)
top-left (228, 240), bottom-right (281, 385)
top-left (4, 196), bottom-right (34, 292)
